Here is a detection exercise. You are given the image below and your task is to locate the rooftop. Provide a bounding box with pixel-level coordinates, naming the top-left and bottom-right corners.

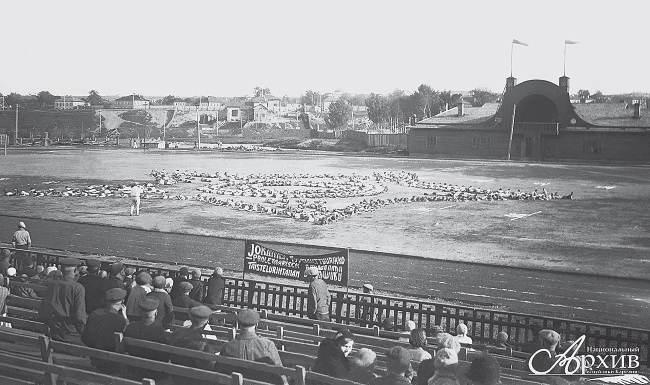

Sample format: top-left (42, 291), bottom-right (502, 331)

top-left (417, 103), bottom-right (499, 125)
top-left (574, 103), bottom-right (650, 127)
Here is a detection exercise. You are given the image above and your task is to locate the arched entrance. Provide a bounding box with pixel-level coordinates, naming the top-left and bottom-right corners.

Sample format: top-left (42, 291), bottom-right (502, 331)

top-left (513, 95), bottom-right (560, 159)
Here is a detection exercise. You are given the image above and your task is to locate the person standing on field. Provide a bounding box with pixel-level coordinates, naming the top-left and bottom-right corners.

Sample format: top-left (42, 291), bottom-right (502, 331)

top-left (130, 183), bottom-right (143, 216)
top-left (306, 266), bottom-right (330, 322)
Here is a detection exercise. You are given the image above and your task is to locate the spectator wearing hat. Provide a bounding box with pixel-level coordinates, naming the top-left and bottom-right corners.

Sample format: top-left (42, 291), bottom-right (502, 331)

top-left (82, 288), bottom-right (129, 373)
top-left (409, 328), bottom-right (432, 362)
top-left (429, 348), bottom-right (460, 385)
top-left (101, 262), bottom-right (125, 303)
top-left (165, 277), bottom-right (174, 294)
top-left (124, 297), bottom-right (170, 380)
top-left (527, 329), bottom-right (562, 375)
top-left (11, 273), bottom-right (39, 299)
top-left (12, 222), bottom-right (31, 270)
top-left (169, 267), bottom-right (190, 301)
top-left (123, 267), bottom-right (137, 300)
top-left (203, 266), bottom-right (225, 305)
top-left (455, 324), bottom-right (473, 346)
top-left (169, 305), bottom-right (219, 384)
top-left (494, 332), bottom-right (511, 349)
top-left (349, 348), bottom-right (378, 384)
top-left (521, 323), bottom-right (544, 354)
top-left (125, 272), bottom-right (153, 322)
top-left (78, 259), bottom-right (104, 315)
top-left (466, 353), bottom-right (501, 385)
top-left (357, 283), bottom-right (379, 327)
top-left (172, 281), bottom-right (202, 324)
top-left (305, 266), bottom-right (330, 321)
top-left (218, 309), bottom-right (285, 383)
top-left (40, 267), bottom-right (61, 285)
top-left (187, 268), bottom-right (204, 302)
top-left (369, 346), bottom-right (413, 385)
top-left (436, 333), bottom-right (461, 354)
top-left (38, 258), bottom-right (86, 342)
top-left (314, 329), bottom-right (355, 379)
top-left (381, 316), bottom-right (395, 331)
top-left (146, 275), bottom-right (174, 328)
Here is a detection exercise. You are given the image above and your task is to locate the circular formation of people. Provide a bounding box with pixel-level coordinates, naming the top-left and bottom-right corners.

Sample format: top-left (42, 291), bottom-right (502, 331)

top-left (2, 169), bottom-right (573, 225)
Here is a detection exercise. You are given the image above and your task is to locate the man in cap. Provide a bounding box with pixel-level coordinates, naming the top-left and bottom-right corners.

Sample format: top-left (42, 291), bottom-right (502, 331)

top-left (172, 281), bottom-right (202, 324)
top-left (203, 266), bottom-right (225, 305)
top-left (12, 222), bottom-right (32, 271)
top-left (169, 266), bottom-right (190, 301)
top-left (82, 288), bottom-right (129, 373)
top-left (218, 309), bottom-right (286, 384)
top-left (466, 353), bottom-right (501, 385)
top-left (528, 329), bottom-right (562, 374)
top-left (146, 275), bottom-right (174, 328)
top-left (305, 266), bottom-right (330, 321)
top-left (38, 258), bottom-right (86, 342)
top-left (77, 259), bottom-right (104, 315)
top-left (429, 348), bottom-right (460, 385)
top-left (187, 268), bottom-right (204, 302)
top-left (125, 271), bottom-right (152, 322)
top-left (169, 305), bottom-right (219, 384)
top-left (101, 262), bottom-right (125, 299)
top-left (369, 346), bottom-right (413, 385)
top-left (124, 297), bottom-right (170, 380)
top-left (357, 283), bottom-right (378, 327)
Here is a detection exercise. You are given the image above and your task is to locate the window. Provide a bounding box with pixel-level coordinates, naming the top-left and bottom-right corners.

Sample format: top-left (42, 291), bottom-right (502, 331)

top-left (426, 136), bottom-right (437, 148)
top-left (582, 140), bottom-right (602, 154)
top-left (232, 110), bottom-right (239, 117)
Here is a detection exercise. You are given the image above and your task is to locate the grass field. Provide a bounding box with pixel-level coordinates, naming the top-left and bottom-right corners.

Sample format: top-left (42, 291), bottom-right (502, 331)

top-left (1, 147), bottom-right (649, 281)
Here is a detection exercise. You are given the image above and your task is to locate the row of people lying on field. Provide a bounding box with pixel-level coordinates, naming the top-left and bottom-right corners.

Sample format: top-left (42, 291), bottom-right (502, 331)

top-left (2, 183), bottom-right (165, 198)
top-left (196, 182), bottom-right (386, 199)
top-left (150, 169), bottom-right (375, 185)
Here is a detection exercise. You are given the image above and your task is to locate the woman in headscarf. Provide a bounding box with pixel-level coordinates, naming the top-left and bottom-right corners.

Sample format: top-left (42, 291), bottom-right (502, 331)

top-left (314, 329), bottom-right (355, 379)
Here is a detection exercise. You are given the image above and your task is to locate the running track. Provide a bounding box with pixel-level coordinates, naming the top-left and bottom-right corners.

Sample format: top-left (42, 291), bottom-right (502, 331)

top-left (1, 215), bottom-right (647, 329)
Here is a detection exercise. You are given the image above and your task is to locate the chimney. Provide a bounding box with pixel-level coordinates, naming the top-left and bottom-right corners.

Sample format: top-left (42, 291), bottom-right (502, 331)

top-left (506, 76), bottom-right (517, 89)
top-left (457, 102), bottom-right (464, 117)
top-left (633, 103), bottom-right (641, 119)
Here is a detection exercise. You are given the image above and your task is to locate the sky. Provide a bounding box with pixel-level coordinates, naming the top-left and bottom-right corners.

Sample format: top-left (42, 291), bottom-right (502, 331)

top-left (2, 0), bottom-right (649, 98)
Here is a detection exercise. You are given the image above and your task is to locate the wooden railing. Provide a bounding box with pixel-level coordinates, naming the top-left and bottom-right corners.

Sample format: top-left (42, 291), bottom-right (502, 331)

top-left (513, 122), bottom-right (559, 135)
top-left (2, 246), bottom-right (648, 367)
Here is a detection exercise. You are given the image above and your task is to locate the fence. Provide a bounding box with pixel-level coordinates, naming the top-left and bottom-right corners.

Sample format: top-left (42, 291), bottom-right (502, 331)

top-left (339, 130), bottom-right (409, 149)
top-left (2, 245), bottom-right (648, 367)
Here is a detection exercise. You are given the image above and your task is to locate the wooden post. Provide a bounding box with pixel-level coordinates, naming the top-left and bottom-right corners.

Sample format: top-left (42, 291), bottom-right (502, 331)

top-left (114, 332), bottom-right (128, 377)
top-left (507, 104), bottom-right (517, 161)
top-left (231, 372), bottom-right (243, 385)
top-left (38, 335), bottom-right (57, 385)
top-left (294, 365), bottom-right (306, 385)
top-left (276, 326), bottom-right (284, 340)
top-left (312, 324), bottom-right (320, 336)
top-left (229, 327), bottom-right (236, 341)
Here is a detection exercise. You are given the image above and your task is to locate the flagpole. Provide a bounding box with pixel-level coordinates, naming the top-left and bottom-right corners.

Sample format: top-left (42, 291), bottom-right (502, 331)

top-left (563, 42), bottom-right (567, 76)
top-left (510, 41), bottom-right (514, 77)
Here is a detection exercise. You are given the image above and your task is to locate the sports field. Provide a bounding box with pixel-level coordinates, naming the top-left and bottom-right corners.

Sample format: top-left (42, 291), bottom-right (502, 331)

top-left (1, 147), bottom-right (649, 327)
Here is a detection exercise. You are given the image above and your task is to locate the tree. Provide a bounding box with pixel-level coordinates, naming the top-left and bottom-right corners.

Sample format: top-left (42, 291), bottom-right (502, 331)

top-left (365, 93), bottom-right (389, 125)
top-left (87, 90), bottom-right (105, 106)
top-left (470, 88), bottom-right (498, 107)
top-left (578, 89), bottom-right (590, 99)
top-left (592, 90), bottom-right (606, 103)
top-left (254, 86), bottom-right (271, 97)
top-left (5, 93), bottom-right (22, 109)
top-left (162, 95), bottom-right (177, 105)
top-left (324, 99), bottom-right (352, 129)
top-left (301, 90), bottom-right (321, 107)
top-left (413, 84), bottom-right (439, 119)
top-left (439, 91), bottom-right (463, 112)
top-left (36, 91), bottom-right (57, 108)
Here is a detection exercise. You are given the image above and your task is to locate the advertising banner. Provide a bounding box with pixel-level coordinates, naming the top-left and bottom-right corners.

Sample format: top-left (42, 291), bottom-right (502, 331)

top-left (244, 240), bottom-right (348, 286)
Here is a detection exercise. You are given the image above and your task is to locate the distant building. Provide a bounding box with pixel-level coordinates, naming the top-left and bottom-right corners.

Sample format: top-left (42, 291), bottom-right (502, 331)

top-left (173, 99), bottom-right (186, 109)
top-left (54, 97), bottom-right (88, 110)
top-left (253, 104), bottom-right (276, 122)
top-left (114, 95), bottom-right (150, 109)
top-left (408, 76), bottom-right (650, 162)
top-left (227, 102), bottom-right (252, 122)
top-left (199, 96), bottom-right (222, 110)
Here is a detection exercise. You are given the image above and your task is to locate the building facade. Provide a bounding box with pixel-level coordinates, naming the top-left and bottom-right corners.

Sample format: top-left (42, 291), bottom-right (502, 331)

top-left (54, 97), bottom-right (88, 110)
top-left (408, 76), bottom-right (650, 162)
top-left (114, 95), bottom-right (150, 109)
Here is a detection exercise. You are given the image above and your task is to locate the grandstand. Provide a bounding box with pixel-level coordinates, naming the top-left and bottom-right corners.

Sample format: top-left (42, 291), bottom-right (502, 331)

top-left (0, 245), bottom-right (647, 384)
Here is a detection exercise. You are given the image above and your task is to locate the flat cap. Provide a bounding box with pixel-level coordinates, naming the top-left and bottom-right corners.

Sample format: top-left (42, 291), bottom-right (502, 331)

top-left (138, 297), bottom-right (160, 312)
top-left (362, 283), bottom-right (373, 291)
top-left (136, 272), bottom-right (152, 285)
top-left (434, 348), bottom-right (458, 368)
top-left (539, 329), bottom-right (561, 345)
top-left (18, 221), bottom-right (26, 228)
top-left (305, 266), bottom-right (319, 276)
top-left (334, 329), bottom-right (354, 342)
top-left (386, 346), bottom-right (412, 373)
top-left (152, 275), bottom-right (167, 289)
top-left (237, 309), bottom-right (260, 326)
top-left (124, 267), bottom-right (136, 276)
top-left (59, 258), bottom-right (82, 267)
top-left (85, 259), bottom-right (101, 268)
top-left (109, 263), bottom-right (124, 275)
top-left (179, 267), bottom-right (189, 275)
top-left (191, 268), bottom-right (201, 278)
top-left (104, 288), bottom-right (127, 302)
top-left (189, 305), bottom-right (212, 319)
top-left (179, 281), bottom-right (193, 291)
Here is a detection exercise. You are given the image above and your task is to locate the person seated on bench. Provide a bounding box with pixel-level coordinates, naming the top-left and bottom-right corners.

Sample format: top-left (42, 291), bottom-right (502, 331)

top-left (146, 275), bottom-right (174, 329)
top-left (172, 281), bottom-right (202, 325)
top-left (124, 297), bottom-right (170, 380)
top-left (436, 333), bottom-right (461, 354)
top-left (429, 348), bottom-right (460, 385)
top-left (203, 266), bottom-right (225, 306)
top-left (348, 348), bottom-right (378, 384)
top-left (408, 328), bottom-right (432, 362)
top-left (38, 258), bottom-right (86, 343)
top-left (169, 305), bottom-right (219, 385)
top-left (314, 328), bottom-right (354, 380)
top-left (527, 329), bottom-right (562, 375)
top-left (82, 288), bottom-right (129, 374)
top-left (218, 309), bottom-right (286, 385)
top-left (454, 323), bottom-right (473, 346)
top-left (369, 346), bottom-right (412, 385)
top-left (125, 272), bottom-right (152, 322)
top-left (465, 353), bottom-right (501, 385)
top-left (494, 332), bottom-right (511, 349)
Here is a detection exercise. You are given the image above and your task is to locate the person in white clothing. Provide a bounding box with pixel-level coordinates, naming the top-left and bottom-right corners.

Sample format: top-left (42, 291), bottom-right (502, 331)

top-left (130, 184), bottom-right (143, 216)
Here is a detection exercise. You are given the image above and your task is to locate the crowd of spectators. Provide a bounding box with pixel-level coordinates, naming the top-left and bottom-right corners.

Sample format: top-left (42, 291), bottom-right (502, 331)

top-left (0, 250), bottom-right (581, 385)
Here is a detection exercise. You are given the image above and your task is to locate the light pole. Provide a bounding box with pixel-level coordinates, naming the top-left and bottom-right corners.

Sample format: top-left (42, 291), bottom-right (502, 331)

top-left (196, 96), bottom-right (202, 149)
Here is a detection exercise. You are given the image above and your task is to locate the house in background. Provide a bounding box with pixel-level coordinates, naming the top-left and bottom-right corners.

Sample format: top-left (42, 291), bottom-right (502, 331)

top-left (173, 99), bottom-right (186, 109)
top-left (114, 94), bottom-right (150, 109)
top-left (227, 102), bottom-right (252, 122)
top-left (199, 96), bottom-right (223, 110)
top-left (54, 96), bottom-right (88, 110)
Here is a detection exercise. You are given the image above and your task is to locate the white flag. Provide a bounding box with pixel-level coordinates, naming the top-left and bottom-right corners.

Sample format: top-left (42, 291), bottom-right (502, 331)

top-left (512, 39), bottom-right (529, 46)
top-left (565, 40), bottom-right (579, 44)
